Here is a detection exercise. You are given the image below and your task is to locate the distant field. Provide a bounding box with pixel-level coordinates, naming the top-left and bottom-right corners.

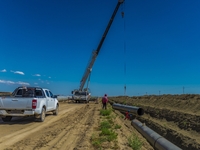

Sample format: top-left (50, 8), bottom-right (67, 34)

top-left (0, 92), bottom-right (12, 96)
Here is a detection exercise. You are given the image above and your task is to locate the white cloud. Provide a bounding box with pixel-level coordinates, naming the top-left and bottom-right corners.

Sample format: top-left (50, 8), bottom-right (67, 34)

top-left (16, 81), bottom-right (30, 86)
top-left (0, 69), bottom-right (6, 72)
top-left (0, 80), bottom-right (29, 85)
top-left (33, 74), bottom-right (41, 77)
top-left (0, 80), bottom-right (15, 84)
top-left (11, 70), bottom-right (25, 75)
top-left (48, 77), bottom-right (51, 79)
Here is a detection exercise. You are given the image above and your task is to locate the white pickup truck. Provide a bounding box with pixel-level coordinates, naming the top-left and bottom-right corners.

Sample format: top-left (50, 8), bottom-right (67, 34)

top-left (0, 87), bottom-right (59, 122)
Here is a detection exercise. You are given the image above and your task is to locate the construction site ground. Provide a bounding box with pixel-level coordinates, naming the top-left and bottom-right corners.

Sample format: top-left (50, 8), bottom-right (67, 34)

top-left (0, 100), bottom-right (153, 150)
top-left (110, 95), bottom-right (200, 150)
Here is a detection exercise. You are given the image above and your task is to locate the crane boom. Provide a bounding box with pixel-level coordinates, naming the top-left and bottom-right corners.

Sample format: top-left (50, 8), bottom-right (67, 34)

top-left (79, 0), bottom-right (124, 91)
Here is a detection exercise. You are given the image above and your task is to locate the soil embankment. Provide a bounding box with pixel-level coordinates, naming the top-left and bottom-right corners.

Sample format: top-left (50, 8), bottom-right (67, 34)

top-left (110, 95), bottom-right (200, 150)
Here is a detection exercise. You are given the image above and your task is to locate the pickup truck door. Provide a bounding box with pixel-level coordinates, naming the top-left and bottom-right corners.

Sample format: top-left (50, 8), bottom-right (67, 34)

top-left (44, 90), bottom-right (53, 110)
top-left (49, 91), bottom-right (56, 109)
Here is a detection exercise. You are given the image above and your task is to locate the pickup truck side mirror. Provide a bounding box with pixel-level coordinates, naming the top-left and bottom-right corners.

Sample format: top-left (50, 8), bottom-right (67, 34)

top-left (53, 95), bottom-right (57, 98)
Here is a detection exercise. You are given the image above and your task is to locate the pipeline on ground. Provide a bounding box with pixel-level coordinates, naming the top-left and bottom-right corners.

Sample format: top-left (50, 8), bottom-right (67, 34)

top-left (112, 103), bottom-right (144, 116)
top-left (111, 103), bottom-right (181, 150)
top-left (131, 119), bottom-right (182, 150)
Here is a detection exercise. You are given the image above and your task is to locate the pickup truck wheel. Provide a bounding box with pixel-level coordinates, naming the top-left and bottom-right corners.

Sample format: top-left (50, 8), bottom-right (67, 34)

top-left (39, 107), bottom-right (46, 122)
top-left (53, 105), bottom-right (59, 116)
top-left (2, 116), bottom-right (12, 122)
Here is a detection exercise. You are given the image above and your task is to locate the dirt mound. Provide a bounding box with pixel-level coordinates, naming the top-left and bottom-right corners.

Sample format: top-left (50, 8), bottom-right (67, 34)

top-left (110, 95), bottom-right (200, 150)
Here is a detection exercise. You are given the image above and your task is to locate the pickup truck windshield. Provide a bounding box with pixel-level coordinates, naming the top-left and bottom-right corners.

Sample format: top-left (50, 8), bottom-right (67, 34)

top-left (14, 88), bottom-right (44, 97)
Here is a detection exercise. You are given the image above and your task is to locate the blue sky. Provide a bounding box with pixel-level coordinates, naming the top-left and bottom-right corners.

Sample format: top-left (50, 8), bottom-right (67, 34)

top-left (1, 0), bottom-right (200, 96)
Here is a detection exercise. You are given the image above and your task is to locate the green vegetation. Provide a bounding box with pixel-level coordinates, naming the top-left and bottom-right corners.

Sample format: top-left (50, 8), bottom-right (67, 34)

top-left (100, 109), bottom-right (112, 116)
top-left (91, 134), bottom-right (106, 149)
top-left (99, 128), bottom-right (118, 142)
top-left (100, 120), bottom-right (111, 129)
top-left (128, 133), bottom-right (143, 150)
top-left (120, 114), bottom-right (124, 118)
top-left (91, 103), bottom-right (143, 150)
top-left (183, 121), bottom-right (188, 127)
top-left (114, 124), bottom-right (121, 129)
top-left (122, 100), bottom-right (127, 105)
top-left (156, 110), bottom-right (160, 114)
top-left (91, 105), bottom-right (119, 149)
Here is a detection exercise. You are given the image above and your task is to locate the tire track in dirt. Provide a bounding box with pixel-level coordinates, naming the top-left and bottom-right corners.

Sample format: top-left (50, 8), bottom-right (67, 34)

top-left (53, 104), bottom-right (95, 150)
top-left (1, 104), bottom-right (83, 150)
top-left (5, 104), bottom-right (96, 150)
top-left (1, 101), bottom-right (154, 150)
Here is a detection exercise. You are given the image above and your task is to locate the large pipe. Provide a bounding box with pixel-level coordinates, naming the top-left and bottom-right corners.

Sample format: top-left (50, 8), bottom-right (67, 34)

top-left (112, 103), bottom-right (144, 116)
top-left (131, 119), bottom-right (182, 150)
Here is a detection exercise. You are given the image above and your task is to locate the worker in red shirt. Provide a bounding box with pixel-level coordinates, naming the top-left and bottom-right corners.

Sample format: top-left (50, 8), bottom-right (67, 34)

top-left (124, 110), bottom-right (130, 120)
top-left (102, 94), bottom-right (108, 109)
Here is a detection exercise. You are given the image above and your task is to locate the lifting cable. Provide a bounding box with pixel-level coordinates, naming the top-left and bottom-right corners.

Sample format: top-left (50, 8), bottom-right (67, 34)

top-left (121, 2), bottom-right (126, 96)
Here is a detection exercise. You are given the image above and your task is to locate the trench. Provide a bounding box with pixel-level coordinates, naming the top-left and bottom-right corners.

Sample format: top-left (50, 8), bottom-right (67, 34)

top-left (110, 99), bottom-right (200, 150)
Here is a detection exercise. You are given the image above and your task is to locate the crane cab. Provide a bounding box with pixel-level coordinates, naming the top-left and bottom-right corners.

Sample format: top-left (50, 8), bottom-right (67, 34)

top-left (71, 89), bottom-right (91, 103)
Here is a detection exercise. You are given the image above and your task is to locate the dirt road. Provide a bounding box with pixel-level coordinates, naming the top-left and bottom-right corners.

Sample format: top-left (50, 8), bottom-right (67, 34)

top-left (0, 101), bottom-right (153, 150)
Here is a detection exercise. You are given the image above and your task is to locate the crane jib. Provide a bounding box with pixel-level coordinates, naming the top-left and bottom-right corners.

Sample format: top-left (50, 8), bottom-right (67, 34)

top-left (74, 0), bottom-right (125, 96)
top-left (96, 1), bottom-right (123, 55)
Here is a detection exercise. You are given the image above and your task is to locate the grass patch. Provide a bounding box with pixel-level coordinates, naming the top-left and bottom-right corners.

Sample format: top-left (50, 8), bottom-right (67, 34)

top-left (100, 121), bottom-right (111, 129)
top-left (105, 115), bottom-right (111, 119)
top-left (114, 124), bottom-right (121, 129)
top-left (122, 100), bottom-right (127, 105)
top-left (128, 134), bottom-right (143, 150)
top-left (91, 104), bottom-right (119, 149)
top-left (91, 134), bottom-right (106, 149)
top-left (100, 109), bottom-right (112, 116)
top-left (99, 128), bottom-right (118, 142)
top-left (92, 139), bottom-right (102, 148)
top-left (107, 118), bottom-right (114, 125)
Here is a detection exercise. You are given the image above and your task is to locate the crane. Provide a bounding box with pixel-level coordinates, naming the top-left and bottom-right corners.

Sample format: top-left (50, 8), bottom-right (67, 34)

top-left (72, 0), bottom-right (125, 102)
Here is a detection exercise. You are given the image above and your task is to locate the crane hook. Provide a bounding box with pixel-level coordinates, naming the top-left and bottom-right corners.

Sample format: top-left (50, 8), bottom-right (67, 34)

top-left (121, 11), bottom-right (124, 18)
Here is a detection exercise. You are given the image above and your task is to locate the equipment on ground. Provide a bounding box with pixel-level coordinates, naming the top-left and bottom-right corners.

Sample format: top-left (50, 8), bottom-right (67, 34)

top-left (71, 0), bottom-right (125, 102)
